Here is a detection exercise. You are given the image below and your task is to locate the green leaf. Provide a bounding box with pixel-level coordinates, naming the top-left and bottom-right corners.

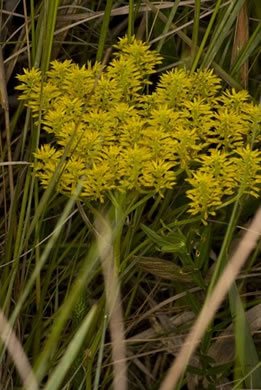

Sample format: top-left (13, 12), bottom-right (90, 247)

top-left (201, 0), bottom-right (246, 68)
top-left (141, 224), bottom-right (186, 253)
top-left (231, 22), bottom-right (261, 77)
top-left (229, 284), bottom-right (261, 388)
top-left (43, 305), bottom-right (98, 390)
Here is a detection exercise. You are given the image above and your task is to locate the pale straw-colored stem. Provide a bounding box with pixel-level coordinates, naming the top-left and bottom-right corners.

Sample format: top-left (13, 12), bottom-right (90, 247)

top-left (0, 310), bottom-right (39, 390)
top-left (95, 216), bottom-right (128, 390)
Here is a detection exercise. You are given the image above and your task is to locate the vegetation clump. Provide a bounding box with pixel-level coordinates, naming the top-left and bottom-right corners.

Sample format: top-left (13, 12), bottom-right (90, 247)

top-left (17, 36), bottom-right (261, 221)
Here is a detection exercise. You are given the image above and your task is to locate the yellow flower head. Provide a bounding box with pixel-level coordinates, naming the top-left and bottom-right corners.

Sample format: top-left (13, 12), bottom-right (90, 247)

top-left (17, 36), bottom-right (260, 218)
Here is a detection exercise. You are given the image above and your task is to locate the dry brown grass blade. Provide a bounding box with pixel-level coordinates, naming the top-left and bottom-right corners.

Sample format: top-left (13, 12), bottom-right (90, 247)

top-left (56, 1), bottom-right (211, 21)
top-left (231, 2), bottom-right (249, 88)
top-left (125, 287), bottom-right (201, 335)
top-left (95, 216), bottom-right (128, 390)
top-left (0, 161), bottom-right (30, 166)
top-left (159, 207), bottom-right (261, 390)
top-left (134, 256), bottom-right (192, 283)
top-left (0, 310), bottom-right (39, 390)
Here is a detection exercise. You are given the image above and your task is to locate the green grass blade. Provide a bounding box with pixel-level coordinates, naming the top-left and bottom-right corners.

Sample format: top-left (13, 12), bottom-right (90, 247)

top-left (146, 1), bottom-right (242, 88)
top-left (33, 242), bottom-right (100, 383)
top-left (213, 61), bottom-right (243, 89)
top-left (191, 0), bottom-right (200, 64)
top-left (233, 362), bottom-right (261, 389)
top-left (141, 223), bottom-right (186, 253)
top-left (156, 0), bottom-right (181, 53)
top-left (93, 314), bottom-right (108, 390)
top-left (128, 0), bottom-right (134, 40)
top-left (207, 199), bottom-right (242, 296)
top-left (229, 284), bottom-right (261, 387)
top-left (7, 182), bottom-right (83, 328)
top-left (191, 0), bottom-right (222, 72)
top-left (96, 0), bottom-right (113, 62)
top-left (0, 184), bottom-right (83, 365)
top-left (201, 0), bottom-right (246, 68)
top-left (41, 0), bottom-right (60, 71)
top-left (30, 0), bottom-right (36, 64)
top-left (26, 124), bottom-right (80, 243)
top-left (43, 305), bottom-right (98, 390)
top-left (231, 21), bottom-right (261, 77)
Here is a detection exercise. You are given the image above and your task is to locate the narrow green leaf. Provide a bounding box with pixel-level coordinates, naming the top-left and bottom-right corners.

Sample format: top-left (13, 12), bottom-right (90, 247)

top-left (93, 315), bottom-right (108, 390)
top-left (43, 305), bottom-right (98, 390)
top-left (156, 0), bottom-right (181, 53)
top-left (229, 284), bottom-right (261, 387)
top-left (207, 199), bottom-right (242, 297)
top-left (30, 0), bottom-right (36, 64)
top-left (202, 0), bottom-right (246, 68)
top-left (33, 241), bottom-right (100, 383)
top-left (128, 0), bottom-right (134, 40)
top-left (96, 0), bottom-right (113, 62)
top-left (41, 0), bottom-right (60, 72)
top-left (196, 225), bottom-right (212, 270)
top-left (231, 22), bottom-right (261, 77)
top-left (191, 0), bottom-right (201, 64)
top-left (191, 0), bottom-right (223, 72)
top-left (141, 224), bottom-right (186, 253)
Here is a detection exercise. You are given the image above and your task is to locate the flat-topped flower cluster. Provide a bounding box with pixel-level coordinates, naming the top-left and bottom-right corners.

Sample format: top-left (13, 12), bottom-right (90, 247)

top-left (17, 36), bottom-right (261, 220)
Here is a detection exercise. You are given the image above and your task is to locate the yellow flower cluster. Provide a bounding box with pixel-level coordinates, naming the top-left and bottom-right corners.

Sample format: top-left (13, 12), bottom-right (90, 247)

top-left (17, 36), bottom-right (261, 219)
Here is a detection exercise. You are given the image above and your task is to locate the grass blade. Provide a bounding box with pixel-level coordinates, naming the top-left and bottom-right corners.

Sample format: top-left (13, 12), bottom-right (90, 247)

top-left (190, 0), bottom-right (222, 72)
top-left (96, 0), bottom-right (113, 62)
top-left (128, 0), bottom-right (134, 40)
top-left (231, 21), bottom-right (261, 78)
top-left (41, 0), bottom-right (60, 71)
top-left (229, 284), bottom-right (261, 387)
top-left (231, 2), bottom-right (249, 88)
top-left (201, 0), bottom-right (246, 68)
top-left (43, 305), bottom-right (98, 390)
top-left (156, 0), bottom-right (181, 53)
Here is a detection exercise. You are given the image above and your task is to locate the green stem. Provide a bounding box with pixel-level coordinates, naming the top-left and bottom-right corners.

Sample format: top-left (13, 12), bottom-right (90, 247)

top-left (191, 0), bottom-right (222, 72)
top-left (156, 0), bottom-right (181, 53)
top-left (207, 196), bottom-right (243, 297)
top-left (96, 0), bottom-right (113, 62)
top-left (110, 192), bottom-right (127, 271)
top-left (191, 0), bottom-right (201, 64)
top-left (128, 0), bottom-right (134, 41)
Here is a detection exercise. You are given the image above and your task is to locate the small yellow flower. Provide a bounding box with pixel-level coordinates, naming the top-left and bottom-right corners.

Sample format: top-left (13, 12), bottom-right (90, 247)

top-left (141, 160), bottom-right (176, 196)
top-left (34, 144), bottom-right (62, 162)
top-left (107, 57), bottom-right (143, 101)
top-left (172, 128), bottom-right (202, 169)
top-left (119, 145), bottom-right (151, 191)
top-left (196, 150), bottom-right (236, 195)
top-left (81, 162), bottom-right (116, 202)
top-left (190, 68), bottom-right (221, 99)
top-left (155, 68), bottom-right (191, 108)
top-left (231, 146), bottom-right (261, 198)
top-left (16, 67), bottom-right (42, 100)
top-left (218, 88), bottom-right (249, 113)
top-left (212, 109), bottom-right (248, 149)
top-left (186, 172), bottom-right (223, 220)
top-left (113, 35), bottom-right (162, 80)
